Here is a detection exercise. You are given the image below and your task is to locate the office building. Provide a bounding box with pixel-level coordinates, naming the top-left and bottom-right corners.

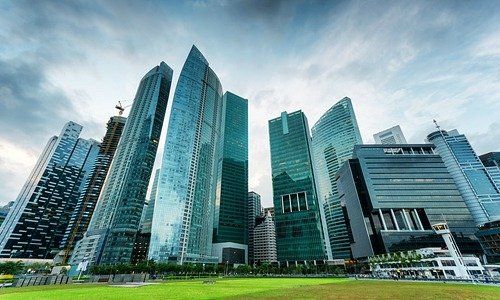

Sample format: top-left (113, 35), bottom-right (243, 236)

top-left (247, 192), bottom-right (262, 265)
top-left (427, 130), bottom-right (500, 225)
top-left (149, 46), bottom-right (222, 264)
top-left (212, 92), bottom-right (248, 264)
top-left (480, 152), bottom-right (500, 188)
top-left (311, 97), bottom-right (363, 260)
top-left (60, 116), bottom-right (126, 262)
top-left (0, 122), bottom-right (100, 259)
top-left (70, 62), bottom-right (173, 266)
top-left (268, 110), bottom-right (327, 265)
top-left (475, 220), bottom-right (500, 263)
top-left (264, 207), bottom-right (275, 218)
top-left (476, 152), bottom-right (500, 262)
top-left (373, 125), bottom-right (407, 144)
top-left (254, 210), bottom-right (278, 264)
top-left (336, 144), bottom-right (482, 259)
top-left (130, 169), bottom-right (161, 264)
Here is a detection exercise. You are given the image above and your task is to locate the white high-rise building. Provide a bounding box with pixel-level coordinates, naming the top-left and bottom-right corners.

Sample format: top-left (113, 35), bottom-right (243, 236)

top-left (373, 125), bottom-right (407, 144)
top-left (253, 210), bottom-right (277, 264)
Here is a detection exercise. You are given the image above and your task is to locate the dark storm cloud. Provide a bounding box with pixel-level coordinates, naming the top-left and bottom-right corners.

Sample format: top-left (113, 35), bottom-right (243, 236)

top-left (0, 59), bottom-right (75, 143)
top-left (0, 0), bottom-right (107, 142)
top-left (225, 0), bottom-right (287, 19)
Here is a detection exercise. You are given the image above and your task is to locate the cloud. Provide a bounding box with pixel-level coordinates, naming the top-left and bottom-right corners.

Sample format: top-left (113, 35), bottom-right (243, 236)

top-left (474, 30), bottom-right (500, 57)
top-left (0, 0), bottom-right (499, 207)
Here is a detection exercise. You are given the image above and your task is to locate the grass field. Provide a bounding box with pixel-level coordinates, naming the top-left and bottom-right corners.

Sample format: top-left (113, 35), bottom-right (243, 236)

top-left (0, 278), bottom-right (499, 299)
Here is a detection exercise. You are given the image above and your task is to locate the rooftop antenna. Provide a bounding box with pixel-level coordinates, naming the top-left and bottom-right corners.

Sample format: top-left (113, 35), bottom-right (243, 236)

top-left (433, 119), bottom-right (440, 131)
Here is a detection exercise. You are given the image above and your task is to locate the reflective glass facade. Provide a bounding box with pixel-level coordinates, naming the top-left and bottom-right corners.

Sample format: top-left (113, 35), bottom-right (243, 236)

top-left (337, 144), bottom-right (482, 259)
top-left (269, 111), bottom-right (327, 264)
top-left (140, 168), bottom-right (160, 233)
top-left (428, 130), bottom-right (500, 225)
top-left (311, 97), bottom-right (362, 259)
top-left (150, 46), bottom-right (223, 263)
top-left (71, 62), bottom-right (173, 265)
top-left (0, 122), bottom-right (100, 259)
top-left (60, 116), bottom-right (126, 262)
top-left (212, 92), bottom-right (248, 246)
top-left (480, 152), bottom-right (500, 189)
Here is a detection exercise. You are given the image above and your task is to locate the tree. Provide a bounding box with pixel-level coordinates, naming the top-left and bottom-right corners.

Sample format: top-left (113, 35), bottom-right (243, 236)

top-left (0, 261), bottom-right (24, 275)
top-left (235, 264), bottom-right (250, 275)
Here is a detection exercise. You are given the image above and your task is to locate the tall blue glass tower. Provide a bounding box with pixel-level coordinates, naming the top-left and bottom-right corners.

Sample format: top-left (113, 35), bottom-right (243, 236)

top-left (311, 97), bottom-right (363, 260)
top-left (269, 111), bottom-right (328, 265)
top-left (70, 62), bottom-right (173, 266)
top-left (427, 129), bottom-right (500, 226)
top-left (212, 92), bottom-right (248, 264)
top-left (0, 122), bottom-right (100, 259)
top-left (149, 46), bottom-right (223, 264)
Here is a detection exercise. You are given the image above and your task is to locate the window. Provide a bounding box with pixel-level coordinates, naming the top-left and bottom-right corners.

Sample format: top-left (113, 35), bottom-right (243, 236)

top-left (441, 260), bottom-right (456, 266)
top-left (281, 192), bottom-right (308, 213)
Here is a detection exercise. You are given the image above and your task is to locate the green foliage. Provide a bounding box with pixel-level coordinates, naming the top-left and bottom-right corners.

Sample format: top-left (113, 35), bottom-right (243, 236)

top-left (86, 261), bottom-right (346, 277)
top-left (0, 261), bottom-right (24, 275)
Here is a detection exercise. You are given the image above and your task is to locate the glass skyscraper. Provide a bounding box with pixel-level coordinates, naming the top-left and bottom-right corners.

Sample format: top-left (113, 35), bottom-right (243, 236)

top-left (70, 62), bottom-right (173, 266)
top-left (480, 152), bottom-right (500, 188)
top-left (269, 110), bottom-right (327, 265)
top-left (149, 46), bottom-right (222, 264)
top-left (247, 191), bottom-right (262, 265)
top-left (140, 168), bottom-right (160, 234)
top-left (427, 130), bottom-right (500, 226)
top-left (336, 144), bottom-right (482, 258)
top-left (60, 116), bottom-right (126, 263)
top-left (311, 97), bottom-right (362, 260)
top-left (0, 122), bottom-right (100, 259)
top-left (212, 92), bottom-right (248, 264)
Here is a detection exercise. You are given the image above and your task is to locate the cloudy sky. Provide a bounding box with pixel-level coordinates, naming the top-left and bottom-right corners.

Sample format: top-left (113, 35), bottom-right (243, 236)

top-left (1, 0), bottom-right (499, 207)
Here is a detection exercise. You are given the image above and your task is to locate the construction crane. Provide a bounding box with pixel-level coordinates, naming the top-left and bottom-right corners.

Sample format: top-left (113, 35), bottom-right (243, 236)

top-left (115, 101), bottom-right (132, 116)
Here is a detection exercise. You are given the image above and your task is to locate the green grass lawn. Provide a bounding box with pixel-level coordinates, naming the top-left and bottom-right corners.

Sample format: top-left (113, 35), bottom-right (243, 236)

top-left (0, 278), bottom-right (499, 300)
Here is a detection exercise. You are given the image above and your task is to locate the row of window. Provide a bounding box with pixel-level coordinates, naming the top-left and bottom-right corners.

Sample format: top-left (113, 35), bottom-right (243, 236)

top-left (281, 192), bottom-right (309, 213)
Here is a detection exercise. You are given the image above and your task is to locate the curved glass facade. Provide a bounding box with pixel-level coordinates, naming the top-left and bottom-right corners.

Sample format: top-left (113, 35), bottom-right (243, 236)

top-left (70, 62), bottom-right (173, 266)
top-left (428, 130), bottom-right (500, 226)
top-left (149, 46), bottom-right (223, 263)
top-left (311, 97), bottom-right (362, 259)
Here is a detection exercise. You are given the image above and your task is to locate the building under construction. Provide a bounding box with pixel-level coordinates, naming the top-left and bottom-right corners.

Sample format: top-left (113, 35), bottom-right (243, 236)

top-left (59, 115), bottom-right (126, 263)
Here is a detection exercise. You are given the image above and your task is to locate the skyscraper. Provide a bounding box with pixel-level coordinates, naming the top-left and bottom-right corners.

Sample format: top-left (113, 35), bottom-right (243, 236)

top-left (427, 130), bottom-right (500, 226)
top-left (60, 116), bottom-right (126, 262)
top-left (0, 122), bottom-right (100, 259)
top-left (131, 168), bottom-right (160, 264)
top-left (212, 92), bottom-right (248, 264)
top-left (336, 144), bottom-right (482, 258)
top-left (476, 152), bottom-right (500, 263)
top-left (311, 97), bottom-right (362, 260)
top-left (70, 62), bottom-right (173, 266)
top-left (254, 210), bottom-right (278, 264)
top-left (149, 46), bottom-right (222, 264)
top-left (247, 191), bottom-right (262, 265)
top-left (269, 110), bottom-right (327, 265)
top-left (140, 168), bottom-right (160, 234)
top-left (373, 125), bottom-right (407, 144)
